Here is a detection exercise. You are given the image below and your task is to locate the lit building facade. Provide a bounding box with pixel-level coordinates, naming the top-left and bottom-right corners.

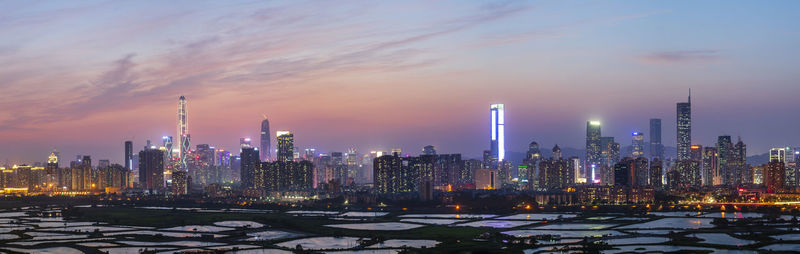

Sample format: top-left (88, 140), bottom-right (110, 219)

top-left (631, 132), bottom-right (644, 157)
top-left (260, 117), bottom-right (270, 161)
top-left (177, 95), bottom-right (189, 170)
top-left (676, 91), bottom-right (691, 161)
top-left (276, 131), bottom-right (294, 163)
top-left (489, 104), bottom-right (505, 165)
top-left (586, 121), bottom-right (602, 168)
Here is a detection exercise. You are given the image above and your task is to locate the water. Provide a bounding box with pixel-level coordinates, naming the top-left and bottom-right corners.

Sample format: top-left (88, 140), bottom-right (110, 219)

top-left (324, 222), bottom-right (424, 231)
top-left (399, 218), bottom-right (464, 225)
top-left (604, 236), bottom-right (670, 245)
top-left (276, 236), bottom-right (362, 250)
top-left (367, 239), bottom-right (439, 248)
top-left (398, 214), bottom-right (497, 219)
top-left (105, 230), bottom-right (225, 238)
top-left (338, 212), bottom-right (389, 217)
top-left (115, 240), bottom-right (227, 247)
top-left (99, 247), bottom-right (176, 254)
top-left (214, 220), bottom-right (265, 228)
top-left (2, 247), bottom-right (84, 254)
top-left (763, 244), bottom-right (800, 251)
top-left (617, 218), bottom-right (713, 229)
top-left (245, 230), bottom-right (303, 241)
top-left (692, 233), bottom-right (757, 246)
top-left (535, 223), bottom-right (616, 230)
top-left (496, 214), bottom-right (577, 221)
top-left (160, 225), bottom-right (233, 232)
top-left (503, 229), bottom-right (626, 238)
top-left (456, 220), bottom-right (537, 228)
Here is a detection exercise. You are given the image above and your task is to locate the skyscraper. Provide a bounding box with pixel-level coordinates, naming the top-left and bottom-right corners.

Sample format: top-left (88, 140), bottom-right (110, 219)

top-left (260, 117), bottom-right (270, 161)
top-left (124, 141), bottom-right (133, 170)
top-left (717, 135), bottom-right (733, 185)
top-left (649, 118), bottom-right (663, 160)
top-left (676, 91), bottom-right (691, 161)
top-left (239, 147), bottom-right (259, 189)
top-left (586, 121), bottom-right (602, 167)
top-left (702, 147), bottom-right (719, 186)
top-left (422, 145), bottom-right (436, 155)
top-left (162, 136), bottom-right (173, 160)
top-left (139, 147), bottom-right (164, 190)
top-left (631, 132), bottom-right (644, 157)
top-left (733, 138), bottom-right (748, 185)
top-left (177, 95), bottom-right (189, 170)
top-left (240, 137), bottom-right (252, 149)
top-left (277, 131), bottom-right (294, 162)
top-left (489, 104), bottom-right (505, 164)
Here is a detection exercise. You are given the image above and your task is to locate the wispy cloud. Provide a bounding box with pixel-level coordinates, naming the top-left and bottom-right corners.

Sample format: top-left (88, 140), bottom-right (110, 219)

top-left (0, 1), bottom-right (530, 132)
top-left (639, 50), bottom-right (721, 64)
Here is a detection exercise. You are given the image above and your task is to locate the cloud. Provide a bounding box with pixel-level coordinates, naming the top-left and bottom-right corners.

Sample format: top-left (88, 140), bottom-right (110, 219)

top-left (0, 1), bottom-right (530, 132)
top-left (639, 50), bottom-right (721, 64)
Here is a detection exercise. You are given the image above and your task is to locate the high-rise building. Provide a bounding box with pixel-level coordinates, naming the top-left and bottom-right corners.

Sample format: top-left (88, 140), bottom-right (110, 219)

top-left (474, 168), bottom-right (498, 190)
top-left (489, 104), bottom-right (505, 165)
top-left (765, 161), bottom-right (785, 193)
top-left (162, 136), bottom-right (173, 160)
top-left (600, 137), bottom-right (620, 168)
top-left (732, 138), bottom-right (748, 185)
top-left (702, 147), bottom-right (719, 186)
top-left (538, 156), bottom-right (571, 190)
top-left (717, 135), bottom-right (733, 185)
top-left (240, 147), bottom-right (260, 189)
top-left (676, 159), bottom-right (701, 188)
top-left (422, 145), bottom-right (436, 155)
top-left (172, 170), bottom-right (188, 195)
top-left (676, 91), bottom-right (691, 161)
top-left (124, 141), bottom-right (133, 170)
top-left (373, 154), bottom-right (413, 194)
top-left (552, 144), bottom-right (562, 160)
top-left (649, 118), bottom-right (663, 160)
top-left (177, 95), bottom-right (189, 170)
top-left (690, 145), bottom-right (703, 161)
top-left (771, 148), bottom-right (788, 163)
top-left (523, 141), bottom-right (541, 190)
top-left (260, 117), bottom-right (270, 161)
top-left (240, 138), bottom-right (252, 149)
top-left (276, 131), bottom-right (294, 162)
top-left (586, 121), bottom-right (602, 167)
top-left (139, 147), bottom-right (164, 190)
top-left (650, 158), bottom-right (663, 189)
top-left (631, 132), bottom-right (644, 157)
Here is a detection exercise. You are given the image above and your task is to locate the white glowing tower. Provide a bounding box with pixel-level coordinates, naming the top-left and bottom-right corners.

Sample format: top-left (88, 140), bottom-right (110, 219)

top-left (490, 104), bottom-right (505, 162)
top-left (177, 95), bottom-right (189, 169)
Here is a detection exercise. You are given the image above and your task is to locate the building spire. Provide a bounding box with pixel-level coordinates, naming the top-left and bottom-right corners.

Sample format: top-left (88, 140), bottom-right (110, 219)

top-left (688, 88), bottom-right (691, 104)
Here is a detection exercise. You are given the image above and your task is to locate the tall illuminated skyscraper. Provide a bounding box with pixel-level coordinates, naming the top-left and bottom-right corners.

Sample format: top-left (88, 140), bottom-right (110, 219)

top-left (260, 117), bottom-right (270, 161)
top-left (177, 95), bottom-right (189, 170)
top-left (717, 135), bottom-right (733, 185)
top-left (586, 121), bottom-right (602, 167)
top-left (676, 90), bottom-right (691, 161)
top-left (277, 131), bottom-right (294, 162)
top-left (162, 136), bottom-right (173, 160)
top-left (649, 118), bottom-right (663, 160)
top-left (489, 104), bottom-right (505, 164)
top-left (631, 132), bottom-right (644, 157)
top-left (124, 141), bottom-right (133, 170)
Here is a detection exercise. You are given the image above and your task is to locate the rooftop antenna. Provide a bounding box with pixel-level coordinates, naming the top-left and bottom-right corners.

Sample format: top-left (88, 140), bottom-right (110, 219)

top-left (688, 88), bottom-right (691, 104)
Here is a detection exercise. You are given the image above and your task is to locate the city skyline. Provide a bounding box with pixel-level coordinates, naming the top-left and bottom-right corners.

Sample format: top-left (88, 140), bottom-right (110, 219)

top-left (2, 1), bottom-right (800, 163)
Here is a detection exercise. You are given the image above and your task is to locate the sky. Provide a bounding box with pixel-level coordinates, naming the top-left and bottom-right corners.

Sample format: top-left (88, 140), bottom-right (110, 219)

top-left (1, 0), bottom-right (799, 165)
